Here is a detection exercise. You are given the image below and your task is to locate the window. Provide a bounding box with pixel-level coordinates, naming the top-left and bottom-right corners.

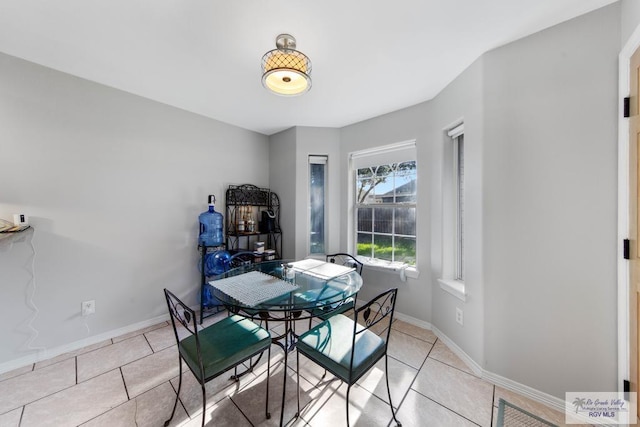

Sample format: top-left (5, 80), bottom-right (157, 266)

top-left (309, 155), bottom-right (327, 254)
top-left (352, 142), bottom-right (417, 266)
top-left (455, 134), bottom-right (464, 280)
top-left (438, 123), bottom-right (466, 301)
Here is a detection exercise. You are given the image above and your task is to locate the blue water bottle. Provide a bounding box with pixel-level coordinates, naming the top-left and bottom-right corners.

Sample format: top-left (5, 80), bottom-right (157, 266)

top-left (198, 195), bottom-right (224, 247)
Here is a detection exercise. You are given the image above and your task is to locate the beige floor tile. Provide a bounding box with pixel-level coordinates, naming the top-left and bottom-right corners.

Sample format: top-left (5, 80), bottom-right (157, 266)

top-left (0, 364), bottom-right (33, 382)
top-left (494, 387), bottom-right (569, 426)
top-left (144, 324), bottom-right (176, 352)
top-left (387, 329), bottom-right (433, 369)
top-left (81, 381), bottom-right (189, 427)
top-left (344, 310), bottom-right (391, 336)
top-left (0, 407), bottom-right (22, 427)
top-left (397, 389), bottom-right (478, 427)
top-left (111, 321), bottom-right (168, 343)
top-left (428, 340), bottom-right (475, 375)
top-left (170, 360), bottom-right (258, 417)
top-left (412, 358), bottom-right (494, 426)
top-left (231, 361), bottom-right (315, 427)
top-left (121, 345), bottom-right (179, 398)
top-left (35, 339), bottom-right (112, 370)
top-left (21, 369), bottom-right (127, 427)
top-left (392, 320), bottom-right (437, 344)
top-left (301, 380), bottom-right (396, 427)
top-left (294, 352), bottom-right (336, 385)
top-left (77, 335), bottom-right (152, 383)
top-left (356, 356), bottom-right (418, 407)
top-left (180, 396), bottom-right (253, 427)
top-left (268, 318), bottom-right (315, 338)
top-left (0, 358), bottom-right (75, 414)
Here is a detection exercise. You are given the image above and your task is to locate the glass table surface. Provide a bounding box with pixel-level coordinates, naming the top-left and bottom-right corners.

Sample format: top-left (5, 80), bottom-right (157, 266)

top-left (207, 260), bottom-right (362, 313)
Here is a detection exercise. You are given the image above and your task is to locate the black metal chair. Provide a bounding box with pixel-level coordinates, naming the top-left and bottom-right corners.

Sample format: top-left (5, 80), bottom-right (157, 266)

top-left (306, 253), bottom-right (363, 329)
top-left (326, 253), bottom-right (363, 275)
top-left (163, 289), bottom-right (272, 427)
top-left (296, 288), bottom-right (401, 426)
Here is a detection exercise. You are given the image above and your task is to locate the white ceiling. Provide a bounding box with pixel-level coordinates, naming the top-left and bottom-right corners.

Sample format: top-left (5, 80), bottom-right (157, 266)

top-left (0, 0), bottom-right (618, 135)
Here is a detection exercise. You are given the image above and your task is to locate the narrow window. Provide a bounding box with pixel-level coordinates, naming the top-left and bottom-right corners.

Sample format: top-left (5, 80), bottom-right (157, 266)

top-left (446, 123), bottom-right (464, 282)
top-left (455, 134), bottom-right (465, 281)
top-left (309, 155), bottom-right (327, 254)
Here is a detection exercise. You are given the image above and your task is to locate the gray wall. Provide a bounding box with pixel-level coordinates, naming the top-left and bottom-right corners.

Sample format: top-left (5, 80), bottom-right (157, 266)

top-left (429, 56), bottom-right (486, 365)
top-left (268, 128), bottom-right (296, 259)
top-left (337, 2), bottom-right (620, 398)
top-left (293, 127), bottom-right (342, 260)
top-left (0, 52), bottom-right (269, 365)
top-left (268, 127), bottom-right (341, 260)
top-left (482, 3), bottom-right (620, 395)
top-left (622, 0), bottom-right (640, 45)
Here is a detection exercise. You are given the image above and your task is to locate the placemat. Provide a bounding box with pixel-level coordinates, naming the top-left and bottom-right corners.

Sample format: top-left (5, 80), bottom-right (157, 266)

top-left (209, 271), bottom-right (299, 307)
top-left (289, 259), bottom-right (355, 280)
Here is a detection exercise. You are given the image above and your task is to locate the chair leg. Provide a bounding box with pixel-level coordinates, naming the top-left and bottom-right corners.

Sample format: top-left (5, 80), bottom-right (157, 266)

top-left (164, 356), bottom-right (182, 427)
top-left (296, 349), bottom-right (301, 417)
top-left (201, 382), bottom-right (207, 427)
top-left (266, 345), bottom-right (271, 419)
top-left (384, 354), bottom-right (402, 427)
top-left (346, 384), bottom-right (351, 427)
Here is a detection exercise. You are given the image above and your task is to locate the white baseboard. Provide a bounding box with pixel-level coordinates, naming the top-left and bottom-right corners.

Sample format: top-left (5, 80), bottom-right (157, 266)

top-left (392, 314), bottom-right (567, 416)
top-left (430, 325), bottom-right (483, 377)
top-left (393, 310), bottom-right (432, 331)
top-left (0, 313), bottom-right (169, 375)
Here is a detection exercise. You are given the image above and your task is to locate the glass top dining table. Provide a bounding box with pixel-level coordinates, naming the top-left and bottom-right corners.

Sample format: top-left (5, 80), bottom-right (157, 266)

top-left (207, 259), bottom-right (362, 427)
top-left (207, 259), bottom-right (363, 317)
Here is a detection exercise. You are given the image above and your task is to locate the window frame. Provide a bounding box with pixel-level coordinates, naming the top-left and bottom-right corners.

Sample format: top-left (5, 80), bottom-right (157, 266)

top-left (349, 140), bottom-right (419, 278)
top-left (308, 155), bottom-right (328, 256)
top-left (437, 122), bottom-right (466, 301)
top-left (454, 133), bottom-right (464, 281)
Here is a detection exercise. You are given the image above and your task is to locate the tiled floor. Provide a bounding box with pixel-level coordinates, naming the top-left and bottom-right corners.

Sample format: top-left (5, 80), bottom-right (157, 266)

top-left (0, 312), bottom-right (570, 427)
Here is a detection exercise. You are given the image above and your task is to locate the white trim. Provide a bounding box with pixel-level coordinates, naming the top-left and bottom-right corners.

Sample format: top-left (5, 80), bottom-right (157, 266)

top-left (447, 123), bottom-right (465, 138)
top-left (0, 313), bottom-right (169, 375)
top-left (437, 278), bottom-right (467, 302)
top-left (308, 155), bottom-right (328, 256)
top-left (431, 325), bottom-right (482, 376)
top-left (618, 23), bottom-right (640, 396)
top-left (482, 368), bottom-right (566, 414)
top-left (349, 139), bottom-right (416, 160)
top-left (392, 310), bottom-right (432, 330)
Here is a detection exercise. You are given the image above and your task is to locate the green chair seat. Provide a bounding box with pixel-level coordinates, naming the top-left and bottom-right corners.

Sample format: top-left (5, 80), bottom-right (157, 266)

top-left (164, 289), bottom-right (272, 427)
top-left (295, 288), bottom-right (401, 427)
top-left (179, 314), bottom-right (271, 381)
top-left (297, 313), bottom-right (385, 383)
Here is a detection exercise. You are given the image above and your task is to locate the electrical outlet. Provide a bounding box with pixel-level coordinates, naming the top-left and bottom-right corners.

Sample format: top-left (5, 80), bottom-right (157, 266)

top-left (456, 307), bottom-right (464, 326)
top-left (81, 300), bottom-right (95, 316)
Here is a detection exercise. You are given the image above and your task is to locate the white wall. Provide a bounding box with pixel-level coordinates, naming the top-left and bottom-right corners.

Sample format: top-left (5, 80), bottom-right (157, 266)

top-left (621, 0), bottom-right (640, 45)
top-left (268, 127), bottom-right (341, 260)
top-left (336, 2), bottom-right (621, 399)
top-left (482, 3), bottom-right (620, 396)
top-left (429, 57), bottom-right (486, 366)
top-left (268, 128), bottom-right (296, 260)
top-left (0, 52), bottom-right (269, 366)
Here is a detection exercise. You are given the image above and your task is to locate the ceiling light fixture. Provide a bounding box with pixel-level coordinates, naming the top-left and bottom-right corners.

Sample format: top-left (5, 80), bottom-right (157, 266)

top-left (261, 34), bottom-right (312, 96)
